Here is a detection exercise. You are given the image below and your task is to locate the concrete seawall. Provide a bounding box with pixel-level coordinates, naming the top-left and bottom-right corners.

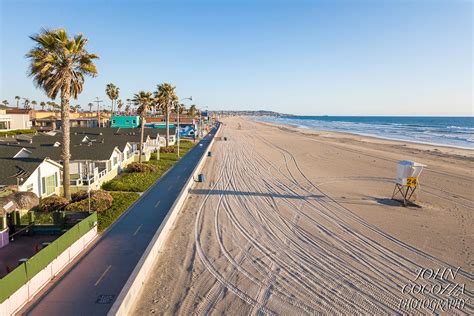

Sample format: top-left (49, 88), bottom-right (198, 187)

top-left (109, 124), bottom-right (221, 316)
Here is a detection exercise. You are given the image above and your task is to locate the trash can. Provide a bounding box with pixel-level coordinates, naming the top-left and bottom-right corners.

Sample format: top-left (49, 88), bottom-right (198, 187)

top-left (198, 174), bottom-right (205, 182)
top-left (208, 151), bottom-right (212, 157)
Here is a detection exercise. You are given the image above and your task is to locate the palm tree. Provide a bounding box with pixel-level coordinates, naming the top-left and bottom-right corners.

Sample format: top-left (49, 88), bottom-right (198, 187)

top-left (132, 91), bottom-right (153, 163)
top-left (47, 101), bottom-right (59, 111)
top-left (154, 83), bottom-right (177, 147)
top-left (116, 99), bottom-right (123, 113)
top-left (126, 98), bottom-right (132, 114)
top-left (15, 96), bottom-right (20, 108)
top-left (27, 28), bottom-right (99, 200)
top-left (105, 83), bottom-right (119, 115)
top-left (23, 98), bottom-right (30, 109)
top-left (31, 100), bottom-right (37, 110)
top-left (2, 100), bottom-right (9, 107)
top-left (189, 104), bottom-right (197, 117)
top-left (88, 102), bottom-right (93, 112)
top-left (40, 101), bottom-right (46, 110)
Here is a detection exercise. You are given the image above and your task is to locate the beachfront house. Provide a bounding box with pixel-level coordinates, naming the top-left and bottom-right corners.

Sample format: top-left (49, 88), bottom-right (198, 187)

top-left (0, 127), bottom-right (163, 194)
top-left (0, 152), bottom-right (62, 198)
top-left (110, 115), bottom-right (141, 128)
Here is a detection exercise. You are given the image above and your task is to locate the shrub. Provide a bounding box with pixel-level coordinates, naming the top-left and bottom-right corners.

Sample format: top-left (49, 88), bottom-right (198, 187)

top-left (97, 192), bottom-right (139, 231)
top-left (65, 190), bottom-right (113, 213)
top-left (160, 146), bottom-right (176, 153)
top-left (37, 195), bottom-right (68, 212)
top-left (71, 190), bottom-right (89, 202)
top-left (126, 162), bottom-right (157, 173)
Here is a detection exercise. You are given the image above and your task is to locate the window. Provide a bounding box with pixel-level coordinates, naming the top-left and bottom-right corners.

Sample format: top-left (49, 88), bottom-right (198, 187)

top-left (113, 157), bottom-right (118, 166)
top-left (41, 175), bottom-right (56, 196)
top-left (26, 183), bottom-right (33, 192)
top-left (112, 120), bottom-right (116, 124)
top-left (0, 121), bottom-right (10, 129)
top-left (132, 120), bottom-right (136, 124)
top-left (125, 120), bottom-right (130, 124)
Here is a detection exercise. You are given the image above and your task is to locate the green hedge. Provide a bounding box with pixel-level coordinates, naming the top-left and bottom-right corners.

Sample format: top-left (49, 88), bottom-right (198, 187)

top-left (0, 212), bottom-right (97, 303)
top-left (0, 129), bottom-right (36, 137)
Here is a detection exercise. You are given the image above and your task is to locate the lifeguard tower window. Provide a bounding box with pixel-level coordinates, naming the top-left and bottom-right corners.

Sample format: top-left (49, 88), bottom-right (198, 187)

top-left (392, 160), bottom-right (426, 206)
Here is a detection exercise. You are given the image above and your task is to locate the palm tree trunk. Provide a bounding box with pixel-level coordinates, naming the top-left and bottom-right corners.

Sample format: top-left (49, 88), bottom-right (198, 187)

top-left (61, 79), bottom-right (72, 200)
top-left (165, 103), bottom-right (170, 147)
top-left (139, 117), bottom-right (145, 163)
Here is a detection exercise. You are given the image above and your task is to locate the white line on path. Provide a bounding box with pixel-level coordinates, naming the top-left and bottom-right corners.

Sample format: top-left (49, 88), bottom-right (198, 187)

top-left (155, 200), bottom-right (161, 208)
top-left (133, 224), bottom-right (143, 236)
top-left (94, 265), bottom-right (112, 286)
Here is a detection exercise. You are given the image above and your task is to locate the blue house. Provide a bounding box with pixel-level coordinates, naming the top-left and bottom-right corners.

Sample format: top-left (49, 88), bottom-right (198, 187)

top-left (110, 116), bottom-right (141, 128)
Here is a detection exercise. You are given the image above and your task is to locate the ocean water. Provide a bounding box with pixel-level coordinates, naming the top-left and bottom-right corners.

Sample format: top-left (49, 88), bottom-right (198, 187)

top-left (257, 116), bottom-right (474, 149)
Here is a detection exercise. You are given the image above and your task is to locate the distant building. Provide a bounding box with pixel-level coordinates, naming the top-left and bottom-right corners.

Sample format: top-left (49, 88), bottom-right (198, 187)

top-left (0, 108), bottom-right (32, 131)
top-left (110, 115), bottom-right (141, 128)
top-left (30, 110), bottom-right (109, 131)
top-left (33, 117), bottom-right (100, 130)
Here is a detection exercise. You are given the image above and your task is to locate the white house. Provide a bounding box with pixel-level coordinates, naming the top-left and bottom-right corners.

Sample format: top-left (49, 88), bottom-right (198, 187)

top-left (0, 156), bottom-right (62, 198)
top-left (1, 108), bottom-right (33, 130)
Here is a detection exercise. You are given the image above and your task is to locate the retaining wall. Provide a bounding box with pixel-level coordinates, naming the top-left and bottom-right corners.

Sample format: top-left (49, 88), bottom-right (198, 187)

top-left (0, 220), bottom-right (98, 315)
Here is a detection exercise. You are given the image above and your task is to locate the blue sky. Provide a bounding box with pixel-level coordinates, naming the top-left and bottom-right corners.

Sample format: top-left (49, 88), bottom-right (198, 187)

top-left (0, 0), bottom-right (472, 115)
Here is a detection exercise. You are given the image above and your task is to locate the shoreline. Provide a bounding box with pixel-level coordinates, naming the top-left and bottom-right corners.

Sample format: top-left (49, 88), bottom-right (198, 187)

top-left (254, 118), bottom-right (474, 151)
top-left (256, 120), bottom-right (474, 161)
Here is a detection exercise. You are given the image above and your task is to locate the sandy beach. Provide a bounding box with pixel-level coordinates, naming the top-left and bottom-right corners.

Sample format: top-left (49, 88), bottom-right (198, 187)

top-left (133, 117), bottom-right (473, 314)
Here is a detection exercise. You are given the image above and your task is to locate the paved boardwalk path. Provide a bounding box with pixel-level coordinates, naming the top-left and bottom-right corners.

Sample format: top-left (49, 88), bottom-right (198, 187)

top-left (22, 129), bottom-right (217, 316)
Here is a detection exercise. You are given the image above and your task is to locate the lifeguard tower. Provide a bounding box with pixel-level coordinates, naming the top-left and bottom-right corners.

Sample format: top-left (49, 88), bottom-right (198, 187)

top-left (392, 160), bottom-right (426, 206)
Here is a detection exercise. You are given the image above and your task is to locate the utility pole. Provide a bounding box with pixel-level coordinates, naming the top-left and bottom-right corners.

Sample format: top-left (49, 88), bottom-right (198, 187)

top-left (94, 97), bottom-right (103, 127)
top-left (178, 97), bottom-right (193, 157)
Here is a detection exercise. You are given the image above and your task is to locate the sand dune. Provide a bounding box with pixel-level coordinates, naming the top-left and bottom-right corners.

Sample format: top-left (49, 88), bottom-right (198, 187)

top-left (133, 117), bottom-right (473, 315)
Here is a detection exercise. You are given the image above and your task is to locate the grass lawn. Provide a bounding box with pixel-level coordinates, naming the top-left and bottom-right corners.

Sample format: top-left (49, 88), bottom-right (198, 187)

top-left (102, 141), bottom-right (196, 192)
top-left (97, 192), bottom-right (140, 232)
